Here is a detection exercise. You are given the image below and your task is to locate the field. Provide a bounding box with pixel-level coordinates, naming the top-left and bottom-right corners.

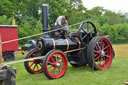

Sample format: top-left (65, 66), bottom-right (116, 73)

top-left (5, 44), bottom-right (128, 85)
top-left (113, 44), bottom-right (128, 57)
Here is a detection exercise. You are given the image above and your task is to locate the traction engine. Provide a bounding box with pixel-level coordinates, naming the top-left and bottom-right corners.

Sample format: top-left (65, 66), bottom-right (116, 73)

top-left (24, 2), bottom-right (115, 79)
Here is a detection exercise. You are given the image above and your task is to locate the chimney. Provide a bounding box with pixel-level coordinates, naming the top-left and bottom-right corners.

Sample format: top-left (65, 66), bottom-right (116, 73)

top-left (41, 2), bottom-right (48, 32)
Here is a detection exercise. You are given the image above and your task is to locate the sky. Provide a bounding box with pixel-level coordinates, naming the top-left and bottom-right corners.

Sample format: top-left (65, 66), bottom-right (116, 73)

top-left (82, 0), bottom-right (128, 13)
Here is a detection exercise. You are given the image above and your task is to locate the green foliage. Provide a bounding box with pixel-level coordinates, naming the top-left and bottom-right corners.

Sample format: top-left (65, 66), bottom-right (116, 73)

top-left (104, 11), bottom-right (121, 25)
top-left (0, 0), bottom-right (128, 44)
top-left (46, 0), bottom-right (67, 24)
top-left (87, 6), bottom-right (104, 17)
top-left (0, 15), bottom-right (13, 24)
top-left (18, 17), bottom-right (42, 44)
top-left (0, 0), bottom-right (15, 17)
top-left (101, 24), bottom-right (128, 42)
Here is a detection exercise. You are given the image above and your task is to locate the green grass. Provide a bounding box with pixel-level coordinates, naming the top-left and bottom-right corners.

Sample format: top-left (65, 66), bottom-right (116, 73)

top-left (6, 55), bottom-right (128, 85)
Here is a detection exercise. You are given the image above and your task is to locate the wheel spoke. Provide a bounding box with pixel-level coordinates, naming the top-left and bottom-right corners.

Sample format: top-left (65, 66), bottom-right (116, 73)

top-left (60, 59), bottom-right (63, 63)
top-left (50, 68), bottom-right (56, 74)
top-left (57, 57), bottom-right (60, 62)
top-left (99, 56), bottom-right (102, 66)
top-left (100, 40), bottom-right (103, 49)
top-left (55, 55), bottom-right (58, 62)
top-left (99, 40), bottom-right (102, 49)
top-left (96, 42), bottom-right (101, 50)
top-left (103, 45), bottom-right (109, 50)
top-left (102, 56), bottom-right (106, 60)
top-left (101, 56), bottom-right (106, 66)
top-left (51, 57), bottom-right (55, 62)
top-left (54, 69), bottom-right (57, 75)
top-left (95, 44), bottom-right (99, 50)
top-left (29, 62), bottom-right (34, 67)
top-left (82, 28), bottom-right (87, 33)
top-left (101, 56), bottom-right (104, 64)
top-left (102, 56), bottom-right (106, 64)
top-left (94, 53), bottom-right (98, 57)
top-left (39, 63), bottom-right (42, 67)
top-left (48, 65), bottom-right (53, 69)
top-left (101, 41), bottom-right (105, 50)
top-left (94, 55), bottom-right (100, 61)
top-left (58, 67), bottom-right (61, 72)
top-left (48, 61), bottom-right (54, 65)
top-left (94, 50), bottom-right (100, 54)
top-left (97, 56), bottom-right (103, 66)
top-left (36, 64), bottom-right (39, 71)
top-left (105, 55), bottom-right (110, 58)
top-left (60, 64), bottom-right (63, 68)
top-left (33, 64), bottom-right (36, 71)
top-left (104, 50), bottom-right (108, 53)
top-left (96, 58), bottom-right (100, 66)
top-left (82, 34), bottom-right (87, 40)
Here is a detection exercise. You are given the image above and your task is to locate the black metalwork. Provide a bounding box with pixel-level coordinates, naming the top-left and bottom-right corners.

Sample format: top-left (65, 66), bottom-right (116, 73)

top-left (42, 2), bottom-right (48, 32)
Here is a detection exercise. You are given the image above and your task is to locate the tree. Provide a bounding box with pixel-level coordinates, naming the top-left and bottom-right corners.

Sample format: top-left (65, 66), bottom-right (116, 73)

top-left (65, 0), bottom-right (87, 24)
top-left (104, 11), bottom-right (121, 25)
top-left (0, 0), bottom-right (15, 17)
top-left (0, 15), bottom-right (12, 25)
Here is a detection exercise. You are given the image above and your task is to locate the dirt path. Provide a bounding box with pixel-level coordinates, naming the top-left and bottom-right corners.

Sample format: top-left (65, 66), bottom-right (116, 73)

top-left (113, 45), bottom-right (128, 57)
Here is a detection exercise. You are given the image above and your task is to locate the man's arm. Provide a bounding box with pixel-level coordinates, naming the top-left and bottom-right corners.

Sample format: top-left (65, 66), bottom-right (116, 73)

top-left (57, 19), bottom-right (63, 27)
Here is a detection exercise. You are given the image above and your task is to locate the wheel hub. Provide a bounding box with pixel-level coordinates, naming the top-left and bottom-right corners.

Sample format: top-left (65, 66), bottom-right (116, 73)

top-left (101, 50), bottom-right (105, 57)
top-left (56, 63), bottom-right (61, 67)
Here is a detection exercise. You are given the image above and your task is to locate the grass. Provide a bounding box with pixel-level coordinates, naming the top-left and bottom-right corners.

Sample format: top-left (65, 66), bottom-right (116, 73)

top-left (7, 57), bottom-right (128, 85)
top-left (3, 44), bottom-right (128, 85)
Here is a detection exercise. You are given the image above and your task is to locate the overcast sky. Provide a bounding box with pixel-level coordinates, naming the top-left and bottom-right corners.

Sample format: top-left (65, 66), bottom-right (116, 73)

top-left (82, 0), bottom-right (128, 13)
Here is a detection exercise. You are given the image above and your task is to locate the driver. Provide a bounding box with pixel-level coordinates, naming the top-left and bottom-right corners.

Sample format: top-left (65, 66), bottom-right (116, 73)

top-left (54, 16), bottom-right (69, 36)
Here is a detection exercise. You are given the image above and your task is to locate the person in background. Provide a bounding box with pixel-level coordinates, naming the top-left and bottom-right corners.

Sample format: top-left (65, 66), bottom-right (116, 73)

top-left (54, 16), bottom-right (69, 37)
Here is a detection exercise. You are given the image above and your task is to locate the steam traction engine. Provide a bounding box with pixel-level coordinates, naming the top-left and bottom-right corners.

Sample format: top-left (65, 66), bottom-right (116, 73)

top-left (24, 2), bottom-right (114, 79)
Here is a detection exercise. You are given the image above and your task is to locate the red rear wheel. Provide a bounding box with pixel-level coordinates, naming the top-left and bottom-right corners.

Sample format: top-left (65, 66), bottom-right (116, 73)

top-left (24, 49), bottom-right (43, 74)
top-left (43, 50), bottom-right (67, 79)
top-left (87, 36), bottom-right (113, 70)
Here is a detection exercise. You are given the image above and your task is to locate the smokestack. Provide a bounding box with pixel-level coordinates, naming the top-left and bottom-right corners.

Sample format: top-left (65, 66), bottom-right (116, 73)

top-left (41, 2), bottom-right (48, 32)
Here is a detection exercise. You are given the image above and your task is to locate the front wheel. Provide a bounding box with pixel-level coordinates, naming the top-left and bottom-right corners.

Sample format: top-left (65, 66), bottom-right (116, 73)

top-left (24, 49), bottom-right (43, 74)
top-left (43, 49), bottom-right (67, 79)
top-left (87, 36), bottom-right (113, 70)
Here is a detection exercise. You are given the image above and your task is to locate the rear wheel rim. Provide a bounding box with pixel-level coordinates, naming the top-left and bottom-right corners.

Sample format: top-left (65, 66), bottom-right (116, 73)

top-left (45, 51), bottom-right (67, 79)
top-left (26, 50), bottom-right (43, 73)
top-left (93, 38), bottom-right (112, 70)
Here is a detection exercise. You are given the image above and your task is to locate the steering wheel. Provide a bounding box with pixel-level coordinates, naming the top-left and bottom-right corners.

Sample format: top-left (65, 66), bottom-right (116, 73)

top-left (78, 21), bottom-right (97, 44)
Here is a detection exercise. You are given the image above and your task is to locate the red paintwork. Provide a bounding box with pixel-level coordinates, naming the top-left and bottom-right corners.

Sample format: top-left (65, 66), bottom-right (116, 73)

top-left (46, 51), bottom-right (67, 79)
top-left (26, 50), bottom-right (43, 73)
top-left (93, 38), bottom-right (113, 70)
top-left (0, 25), bottom-right (18, 53)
